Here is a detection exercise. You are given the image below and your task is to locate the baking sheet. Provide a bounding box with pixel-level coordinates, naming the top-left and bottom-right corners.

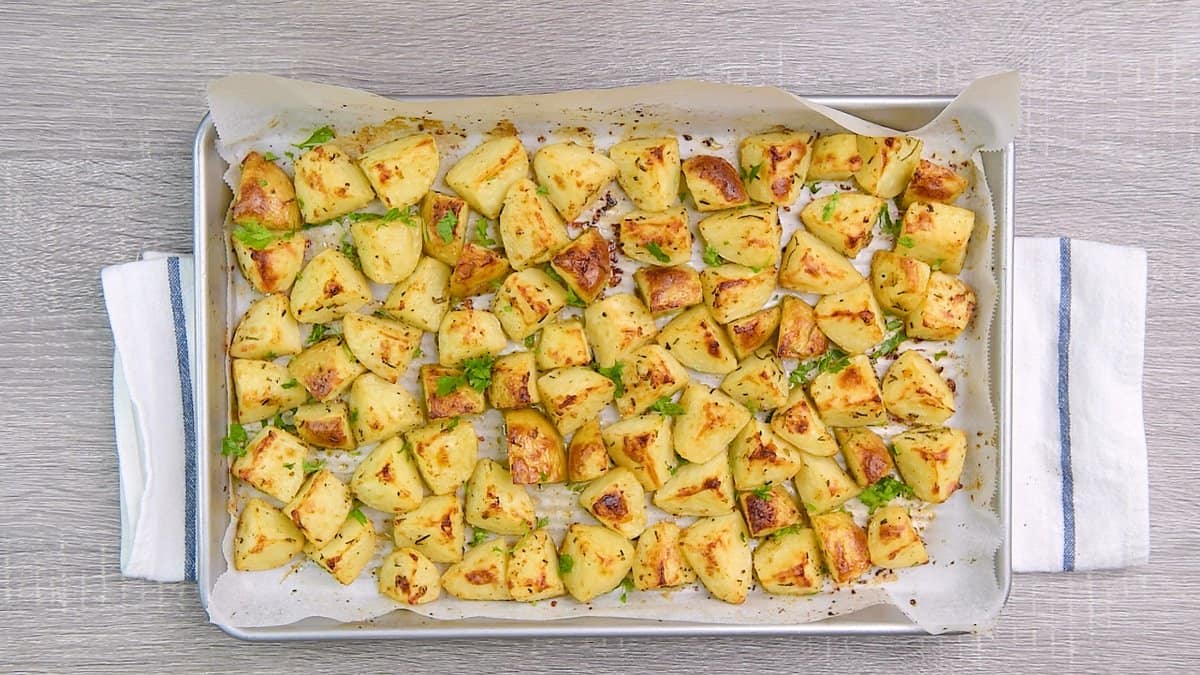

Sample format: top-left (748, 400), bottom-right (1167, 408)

top-left (204, 74), bottom-right (1018, 634)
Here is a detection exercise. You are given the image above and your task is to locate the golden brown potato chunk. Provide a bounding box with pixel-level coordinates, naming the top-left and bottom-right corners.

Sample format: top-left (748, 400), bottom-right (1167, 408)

top-left (632, 521), bottom-right (696, 590)
top-left (601, 413), bottom-right (674, 491)
top-left (904, 271), bottom-right (976, 341)
top-left (807, 133), bottom-right (862, 181)
top-left (739, 130), bottom-right (816, 205)
top-left (567, 418), bottom-right (611, 482)
top-left (753, 528), bottom-right (824, 595)
top-left (800, 192), bottom-right (882, 258)
top-left (293, 401), bottom-right (355, 450)
top-left (870, 250), bottom-right (931, 318)
top-left (855, 136), bottom-right (922, 199)
top-left (287, 338), bottom-right (366, 403)
top-left (808, 354), bottom-right (885, 427)
top-left (725, 305), bottom-right (781, 360)
top-left (881, 350), bottom-right (956, 425)
top-left (776, 295), bottom-right (828, 360)
top-left (579, 466), bottom-right (647, 538)
top-left (810, 511), bottom-right (871, 584)
top-left (682, 155), bottom-right (749, 212)
top-left (420, 191), bottom-right (470, 266)
top-left (488, 351), bottom-right (540, 410)
top-left (507, 529), bottom-right (567, 602)
top-left (233, 234), bottom-right (307, 295)
top-left (537, 366), bottom-right (616, 435)
top-left (233, 498), bottom-right (304, 571)
top-left (449, 241), bottom-right (511, 298)
top-left (231, 426), bottom-right (308, 502)
top-left (533, 142), bottom-right (618, 222)
top-left (895, 201), bottom-right (976, 274)
top-left (738, 484), bottom-right (803, 538)
top-left (700, 264), bottom-right (776, 324)
top-left (358, 133), bottom-right (439, 210)
top-left (535, 319), bottom-right (592, 370)
top-left (610, 136), bottom-right (681, 212)
top-left (379, 547), bottom-right (442, 605)
top-left (697, 205), bottom-right (781, 269)
top-left (680, 513), bottom-right (753, 604)
top-left (293, 141), bottom-right (375, 224)
top-left (900, 159), bottom-right (968, 210)
top-left (445, 135), bottom-right (530, 219)
top-left (813, 283), bottom-right (887, 355)
top-left (618, 207), bottom-right (692, 266)
top-left (634, 265), bottom-right (703, 316)
top-left (232, 151), bottom-right (300, 231)
top-left (892, 426), bottom-right (967, 503)
top-left (505, 408), bottom-right (567, 484)
top-left (493, 268), bottom-right (567, 341)
top-left (836, 428), bottom-right (895, 487)
top-left (777, 230), bottom-right (863, 295)
top-left (867, 506), bottom-right (929, 568)
top-left (549, 228), bottom-right (613, 304)
top-left (289, 249), bottom-right (372, 324)
top-left (614, 344), bottom-right (690, 418)
top-left (770, 386), bottom-right (837, 456)
top-left (418, 363), bottom-right (486, 420)
top-left (408, 418), bottom-right (479, 496)
top-left (656, 305), bottom-right (738, 375)
top-left (653, 454), bottom-right (736, 517)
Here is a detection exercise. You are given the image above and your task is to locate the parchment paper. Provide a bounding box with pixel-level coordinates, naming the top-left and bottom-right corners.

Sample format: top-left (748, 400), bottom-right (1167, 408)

top-left (205, 73), bottom-right (1019, 634)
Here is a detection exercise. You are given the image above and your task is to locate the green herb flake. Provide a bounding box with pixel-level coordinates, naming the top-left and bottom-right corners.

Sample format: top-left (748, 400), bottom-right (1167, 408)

top-left (349, 408), bottom-right (359, 424)
top-left (461, 355), bottom-right (495, 392)
top-left (619, 576), bottom-right (635, 603)
top-left (807, 182), bottom-right (821, 195)
top-left (871, 319), bottom-right (907, 359)
top-left (595, 362), bottom-right (625, 397)
top-left (436, 374), bottom-right (465, 396)
top-left (536, 184), bottom-right (549, 196)
top-left (897, 235), bottom-right (915, 248)
top-left (220, 423), bottom-right (249, 458)
top-left (339, 231), bottom-right (361, 270)
top-left (645, 241), bottom-right (671, 264)
top-left (770, 524), bottom-right (805, 540)
top-left (821, 192), bottom-right (841, 221)
top-left (557, 553), bottom-right (574, 574)
top-left (751, 483), bottom-right (773, 499)
top-left (790, 347), bottom-right (851, 387)
top-left (413, 345), bottom-right (424, 359)
top-left (649, 396), bottom-right (684, 417)
top-left (232, 223), bottom-right (281, 250)
top-left (566, 482), bottom-right (588, 494)
top-left (263, 151), bottom-right (279, 162)
top-left (740, 162), bottom-right (763, 184)
top-left (703, 245), bottom-right (722, 266)
top-left (284, 150), bottom-right (296, 160)
top-left (858, 476), bottom-right (915, 513)
top-left (349, 508), bottom-right (368, 525)
top-left (294, 125), bottom-right (335, 150)
top-left (283, 462), bottom-right (295, 470)
top-left (931, 258), bottom-right (944, 271)
top-left (306, 323), bottom-right (332, 345)
top-left (933, 350), bottom-right (948, 361)
top-left (257, 178), bottom-right (269, 188)
top-left (435, 210), bottom-right (458, 243)
top-left (878, 203), bottom-right (901, 238)
top-left (281, 379), bottom-right (298, 389)
top-left (302, 458), bottom-right (325, 474)
top-left (524, 334), bottom-right (536, 349)
top-left (473, 218), bottom-right (496, 246)
top-left (445, 416), bottom-right (460, 431)
top-left (535, 516), bottom-right (549, 529)
top-left (469, 528), bottom-right (490, 547)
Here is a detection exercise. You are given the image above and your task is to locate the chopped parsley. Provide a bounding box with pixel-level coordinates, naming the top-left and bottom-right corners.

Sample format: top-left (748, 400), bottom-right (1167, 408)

top-left (536, 184), bottom-right (549, 196)
top-left (740, 162), bottom-right (762, 183)
top-left (306, 323), bottom-right (335, 346)
top-left (349, 408), bottom-right (359, 424)
top-left (557, 553), bottom-right (574, 574)
top-left (594, 362), bottom-right (625, 397)
top-left (348, 508), bottom-right (368, 525)
top-left (649, 396), bottom-right (684, 417)
top-left (858, 476), bottom-right (915, 513)
top-left (871, 318), bottom-right (906, 359)
top-left (931, 258), bottom-right (944, 271)
top-left (436, 375), bottom-right (463, 396)
top-left (282, 462), bottom-right (295, 470)
top-left (770, 524), bottom-right (805, 540)
top-left (897, 235), bottom-right (915, 248)
top-left (473, 218), bottom-right (496, 246)
top-left (262, 151), bottom-right (279, 162)
top-left (535, 516), bottom-right (549, 529)
top-left (933, 350), bottom-right (948, 361)
top-left (220, 423), bottom-right (249, 457)
top-left (523, 334), bottom-right (536, 349)
top-left (232, 222), bottom-right (285, 250)
top-left (436, 355), bottom-right (494, 395)
top-left (703, 245), bottom-right (722, 266)
top-left (789, 347), bottom-right (850, 387)
top-left (469, 528), bottom-right (490, 547)
top-left (645, 241), bottom-right (671, 263)
top-left (821, 192), bottom-right (841, 221)
top-left (339, 231), bottom-right (361, 270)
top-left (302, 458), bottom-right (325, 474)
top-left (444, 416), bottom-right (460, 431)
top-left (544, 266), bottom-right (586, 307)
top-left (807, 182), bottom-right (821, 195)
top-left (294, 125), bottom-right (335, 150)
top-left (281, 379), bottom-right (298, 389)
top-left (878, 203), bottom-right (901, 238)
top-left (435, 210), bottom-right (458, 243)
top-left (751, 483), bottom-right (773, 499)
top-left (619, 576), bottom-right (635, 603)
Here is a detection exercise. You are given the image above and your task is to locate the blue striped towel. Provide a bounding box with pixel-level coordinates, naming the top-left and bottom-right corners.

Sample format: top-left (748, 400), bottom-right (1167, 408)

top-left (102, 239), bottom-right (1149, 581)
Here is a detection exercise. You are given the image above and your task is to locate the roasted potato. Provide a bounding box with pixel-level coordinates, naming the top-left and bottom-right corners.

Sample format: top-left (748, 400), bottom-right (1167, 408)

top-left (505, 408), bottom-right (567, 484)
top-left (904, 271), bottom-right (976, 341)
top-left (350, 436), bottom-right (425, 514)
top-left (379, 547), bottom-right (441, 605)
top-left (632, 521), bottom-right (696, 590)
top-left (535, 319), bottom-right (592, 370)
top-left (289, 249), bottom-right (372, 324)
top-left (653, 453), bottom-right (736, 517)
top-left (855, 136), bottom-right (922, 199)
top-left (634, 265), bottom-right (702, 316)
top-left (393, 494), bottom-right (464, 563)
top-left (601, 413), bottom-right (674, 490)
top-left (868, 505), bottom-right (928, 568)
top-left (770, 386), bottom-right (838, 456)
top-left (231, 426), bottom-right (308, 502)
top-left (449, 241), bottom-right (511, 298)
top-left (881, 350), bottom-right (955, 424)
top-left (293, 400), bottom-right (355, 450)
top-left (567, 418), bottom-right (611, 482)
top-left (870, 249), bottom-right (931, 317)
top-left (793, 452), bottom-right (861, 514)
top-left (813, 283), bottom-right (887, 355)
top-left (420, 191), bottom-right (470, 266)
top-left (533, 142), bottom-right (618, 221)
top-left (558, 523), bottom-right (635, 602)
top-left (672, 383), bottom-right (753, 463)
top-left (891, 426), bottom-right (967, 503)
top-left (287, 337), bottom-right (366, 402)
top-left (348, 372), bottom-right (424, 445)
top-left (232, 151), bottom-right (301, 231)
top-left (896, 201), bottom-right (976, 274)
top-left (464, 458), bottom-right (536, 535)
top-left (508, 529), bottom-right (567, 601)
top-left (680, 513), bottom-right (753, 604)
top-left (437, 309), bottom-right (507, 366)
top-left (697, 205), bottom-right (781, 269)
top-left (776, 295), bottom-right (828, 360)
top-left (725, 305), bottom-right (780, 360)
top-left (836, 428), bottom-right (895, 487)
top-left (617, 207), bottom-right (692, 266)
top-left (752, 528), bottom-right (824, 595)
top-left (807, 133), bottom-right (862, 181)
top-left (351, 211), bottom-right (423, 284)
top-left (407, 417), bottom-right (479, 495)
top-left (549, 228), bottom-right (612, 304)
top-left (445, 135), bottom-right (529, 219)
top-left (810, 511), bottom-right (871, 584)
top-left (304, 513), bottom-right (377, 585)
top-left (655, 305), bottom-right (738, 374)
top-left (493, 268), bottom-right (568, 341)
top-left (778, 229), bottom-right (863, 295)
top-left (231, 358), bottom-right (308, 423)
top-left (578, 466), bottom-right (647, 538)
top-left (900, 159), bottom-right (969, 210)
top-left (614, 344), bottom-right (690, 418)
top-left (282, 468), bottom-right (353, 548)
top-left (738, 484), bottom-right (803, 537)
top-left (536, 366), bottom-right (616, 435)
top-left (419, 363), bottom-right (487, 419)
top-left (441, 543), bottom-right (511, 600)
top-left (719, 351), bottom-right (789, 412)
top-left (610, 136), bottom-right (681, 212)
top-left (739, 130), bottom-right (816, 205)
top-left (808, 354), bottom-right (885, 427)
top-left (233, 498), bottom-right (305, 571)
top-left (383, 256), bottom-right (452, 332)
top-left (293, 141), bottom-right (375, 223)
top-left (489, 351), bottom-right (540, 410)
top-left (583, 293), bottom-right (658, 367)
top-left (233, 234), bottom-right (306, 295)
top-left (729, 419), bottom-right (803, 490)
top-left (498, 178), bottom-right (571, 269)
top-left (357, 133), bottom-right (439, 210)
top-left (699, 264), bottom-right (776, 324)
top-left (342, 312), bottom-right (422, 384)
top-left (681, 155), bottom-right (748, 211)
top-left (800, 192), bottom-right (882, 258)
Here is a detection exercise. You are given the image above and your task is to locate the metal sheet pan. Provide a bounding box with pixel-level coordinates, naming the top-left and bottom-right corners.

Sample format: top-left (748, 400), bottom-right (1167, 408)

top-left (193, 95), bottom-right (1013, 640)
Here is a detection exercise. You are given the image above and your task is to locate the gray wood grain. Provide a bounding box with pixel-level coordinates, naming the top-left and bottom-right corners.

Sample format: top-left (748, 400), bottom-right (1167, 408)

top-left (0, 0), bottom-right (1196, 671)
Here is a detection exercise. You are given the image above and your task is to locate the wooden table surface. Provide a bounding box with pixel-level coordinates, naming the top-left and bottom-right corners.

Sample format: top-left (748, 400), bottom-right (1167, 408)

top-left (2, 0), bottom-right (1196, 671)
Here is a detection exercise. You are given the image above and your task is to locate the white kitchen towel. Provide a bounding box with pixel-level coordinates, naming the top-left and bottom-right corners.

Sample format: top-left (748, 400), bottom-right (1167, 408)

top-left (103, 239), bottom-right (1149, 581)
top-left (102, 253), bottom-right (197, 582)
top-left (1012, 238), bottom-right (1149, 571)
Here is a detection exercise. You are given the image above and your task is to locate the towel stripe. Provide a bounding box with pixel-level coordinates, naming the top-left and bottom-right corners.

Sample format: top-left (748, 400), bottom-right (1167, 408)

top-left (1057, 238), bottom-right (1076, 571)
top-left (168, 257), bottom-right (198, 582)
